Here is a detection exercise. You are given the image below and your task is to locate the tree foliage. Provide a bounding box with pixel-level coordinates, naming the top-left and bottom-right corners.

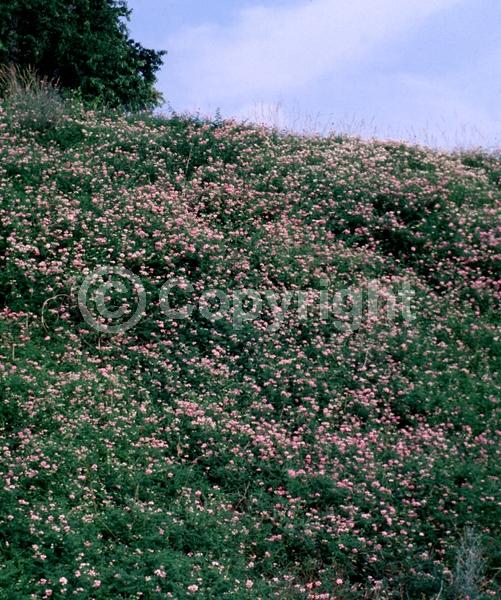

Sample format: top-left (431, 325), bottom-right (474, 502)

top-left (0, 0), bottom-right (165, 110)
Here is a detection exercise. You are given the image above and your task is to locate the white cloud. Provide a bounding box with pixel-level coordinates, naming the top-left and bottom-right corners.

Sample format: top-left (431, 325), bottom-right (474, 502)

top-left (158, 0), bottom-right (501, 148)
top-left (166, 0), bottom-right (464, 109)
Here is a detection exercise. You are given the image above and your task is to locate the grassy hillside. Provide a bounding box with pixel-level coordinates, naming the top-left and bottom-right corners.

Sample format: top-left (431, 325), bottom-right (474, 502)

top-left (0, 100), bottom-right (500, 599)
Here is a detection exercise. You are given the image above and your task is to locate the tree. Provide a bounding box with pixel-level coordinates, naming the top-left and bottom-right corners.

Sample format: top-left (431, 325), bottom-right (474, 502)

top-left (0, 0), bottom-right (165, 110)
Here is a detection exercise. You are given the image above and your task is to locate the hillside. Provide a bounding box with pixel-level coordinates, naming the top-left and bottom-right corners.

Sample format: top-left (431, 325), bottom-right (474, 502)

top-left (0, 102), bottom-right (500, 599)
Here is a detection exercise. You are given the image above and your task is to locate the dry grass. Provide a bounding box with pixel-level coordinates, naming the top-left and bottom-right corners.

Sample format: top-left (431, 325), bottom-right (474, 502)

top-left (453, 527), bottom-right (485, 600)
top-left (0, 64), bottom-right (63, 130)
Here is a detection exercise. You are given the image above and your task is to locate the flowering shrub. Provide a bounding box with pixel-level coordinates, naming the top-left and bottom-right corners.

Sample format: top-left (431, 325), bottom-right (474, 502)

top-left (0, 104), bottom-right (499, 598)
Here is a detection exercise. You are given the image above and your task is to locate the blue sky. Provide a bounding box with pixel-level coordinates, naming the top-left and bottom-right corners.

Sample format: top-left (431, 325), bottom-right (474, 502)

top-left (127, 0), bottom-right (500, 148)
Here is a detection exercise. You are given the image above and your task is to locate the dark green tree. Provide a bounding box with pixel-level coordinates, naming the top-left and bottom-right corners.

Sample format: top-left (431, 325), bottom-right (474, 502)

top-left (0, 0), bottom-right (165, 110)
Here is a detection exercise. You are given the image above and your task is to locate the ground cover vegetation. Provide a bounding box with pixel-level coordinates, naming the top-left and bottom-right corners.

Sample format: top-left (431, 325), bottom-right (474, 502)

top-left (0, 87), bottom-right (500, 598)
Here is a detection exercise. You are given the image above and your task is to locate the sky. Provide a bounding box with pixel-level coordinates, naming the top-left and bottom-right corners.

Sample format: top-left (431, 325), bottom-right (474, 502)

top-left (126, 0), bottom-right (501, 149)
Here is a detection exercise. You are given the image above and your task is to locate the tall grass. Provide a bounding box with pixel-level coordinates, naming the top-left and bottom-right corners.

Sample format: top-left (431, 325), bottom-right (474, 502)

top-left (453, 527), bottom-right (486, 600)
top-left (0, 64), bottom-right (64, 131)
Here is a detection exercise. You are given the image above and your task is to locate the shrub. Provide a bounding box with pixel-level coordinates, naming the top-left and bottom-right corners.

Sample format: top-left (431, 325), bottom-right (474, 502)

top-left (0, 0), bottom-right (165, 110)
